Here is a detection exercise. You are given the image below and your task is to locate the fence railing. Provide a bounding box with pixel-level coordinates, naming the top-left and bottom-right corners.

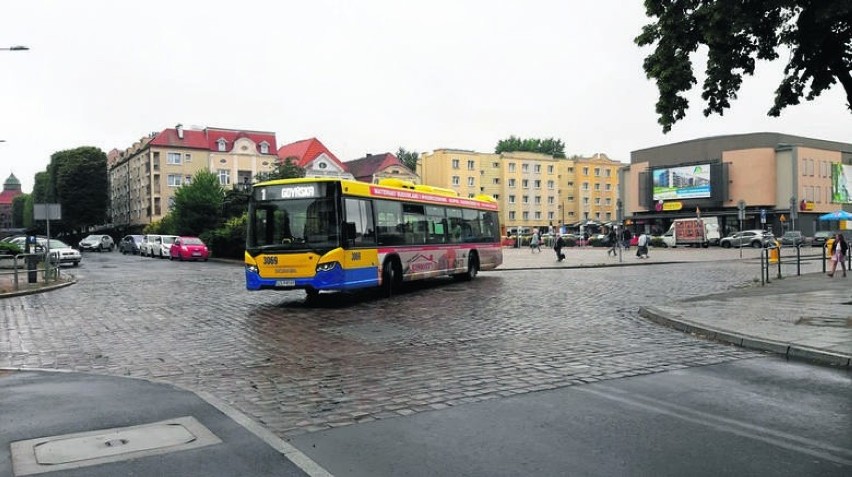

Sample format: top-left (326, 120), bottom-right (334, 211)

top-left (758, 243), bottom-right (847, 285)
top-left (0, 253), bottom-right (64, 292)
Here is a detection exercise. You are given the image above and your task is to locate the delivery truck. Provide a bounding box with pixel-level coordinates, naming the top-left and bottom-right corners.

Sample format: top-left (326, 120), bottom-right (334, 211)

top-left (661, 217), bottom-right (720, 248)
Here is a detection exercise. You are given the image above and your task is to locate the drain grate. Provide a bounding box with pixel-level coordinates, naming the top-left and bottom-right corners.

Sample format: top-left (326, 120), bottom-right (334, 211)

top-left (11, 416), bottom-right (221, 475)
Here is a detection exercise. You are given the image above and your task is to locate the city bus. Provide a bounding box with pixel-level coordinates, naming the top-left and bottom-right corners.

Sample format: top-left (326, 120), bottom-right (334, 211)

top-left (245, 177), bottom-right (502, 297)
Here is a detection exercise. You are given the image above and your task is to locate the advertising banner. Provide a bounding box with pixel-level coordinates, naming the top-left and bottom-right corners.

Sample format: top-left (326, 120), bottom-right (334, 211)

top-left (652, 164), bottom-right (711, 201)
top-left (831, 163), bottom-right (852, 204)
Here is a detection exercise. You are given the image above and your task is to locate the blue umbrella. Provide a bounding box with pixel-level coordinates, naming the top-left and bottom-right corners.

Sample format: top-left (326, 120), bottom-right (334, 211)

top-left (818, 210), bottom-right (852, 221)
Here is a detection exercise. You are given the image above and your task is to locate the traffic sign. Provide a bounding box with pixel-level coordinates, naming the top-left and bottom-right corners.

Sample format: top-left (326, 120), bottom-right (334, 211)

top-left (760, 208), bottom-right (766, 224)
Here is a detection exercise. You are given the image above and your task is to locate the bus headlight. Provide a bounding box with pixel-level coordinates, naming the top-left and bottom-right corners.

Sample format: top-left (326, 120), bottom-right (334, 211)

top-left (246, 265), bottom-right (259, 274)
top-left (316, 262), bottom-right (338, 272)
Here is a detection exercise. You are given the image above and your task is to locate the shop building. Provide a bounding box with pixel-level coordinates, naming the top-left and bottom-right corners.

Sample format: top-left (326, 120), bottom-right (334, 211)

top-left (620, 132), bottom-right (852, 238)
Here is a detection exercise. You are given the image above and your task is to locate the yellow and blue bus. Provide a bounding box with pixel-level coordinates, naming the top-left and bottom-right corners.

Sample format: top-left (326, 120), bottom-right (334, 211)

top-left (245, 177), bottom-right (502, 297)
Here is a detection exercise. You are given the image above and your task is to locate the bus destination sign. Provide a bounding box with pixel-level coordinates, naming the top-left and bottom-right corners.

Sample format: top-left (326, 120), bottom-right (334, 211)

top-left (257, 184), bottom-right (322, 201)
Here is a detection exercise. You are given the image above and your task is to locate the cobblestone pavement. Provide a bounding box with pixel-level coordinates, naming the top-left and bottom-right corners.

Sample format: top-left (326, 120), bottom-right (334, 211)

top-left (0, 251), bottom-right (819, 438)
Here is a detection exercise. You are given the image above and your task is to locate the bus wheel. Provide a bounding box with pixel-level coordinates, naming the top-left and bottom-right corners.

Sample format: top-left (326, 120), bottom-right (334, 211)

top-left (382, 258), bottom-right (401, 297)
top-left (456, 252), bottom-right (479, 281)
top-left (305, 288), bottom-right (320, 300)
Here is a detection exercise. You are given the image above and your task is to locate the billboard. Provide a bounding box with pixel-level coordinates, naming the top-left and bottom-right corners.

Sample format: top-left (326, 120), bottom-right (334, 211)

top-left (831, 163), bottom-right (852, 204)
top-left (652, 164), bottom-right (711, 201)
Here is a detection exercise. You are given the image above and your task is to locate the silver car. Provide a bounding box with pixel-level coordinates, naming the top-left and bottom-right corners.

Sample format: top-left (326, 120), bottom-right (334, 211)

top-left (720, 230), bottom-right (774, 248)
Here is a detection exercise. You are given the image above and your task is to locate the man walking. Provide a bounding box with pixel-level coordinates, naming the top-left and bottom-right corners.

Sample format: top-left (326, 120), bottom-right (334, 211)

top-left (636, 232), bottom-right (650, 259)
top-left (554, 234), bottom-right (566, 262)
top-left (606, 228), bottom-right (618, 257)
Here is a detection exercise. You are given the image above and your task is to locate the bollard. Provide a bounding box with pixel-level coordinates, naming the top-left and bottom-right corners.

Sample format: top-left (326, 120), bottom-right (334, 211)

top-left (796, 244), bottom-right (801, 276)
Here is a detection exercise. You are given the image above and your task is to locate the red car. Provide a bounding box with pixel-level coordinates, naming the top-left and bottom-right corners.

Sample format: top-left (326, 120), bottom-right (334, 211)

top-left (169, 236), bottom-right (210, 261)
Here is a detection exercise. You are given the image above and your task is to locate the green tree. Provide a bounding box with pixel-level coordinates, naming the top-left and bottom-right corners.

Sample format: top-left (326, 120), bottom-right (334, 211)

top-left (636, 1), bottom-right (852, 132)
top-left (49, 146), bottom-right (109, 233)
top-left (22, 194), bottom-right (34, 229)
top-left (495, 136), bottom-right (566, 158)
top-left (396, 147), bottom-right (420, 171)
top-left (32, 171), bottom-right (50, 203)
top-left (12, 194), bottom-right (27, 228)
top-left (255, 157), bottom-right (305, 182)
top-left (171, 170), bottom-right (224, 236)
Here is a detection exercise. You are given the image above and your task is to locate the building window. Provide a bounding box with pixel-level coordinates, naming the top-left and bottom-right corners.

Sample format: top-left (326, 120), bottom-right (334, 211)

top-left (217, 138), bottom-right (227, 152)
top-left (509, 211), bottom-right (516, 220)
top-left (535, 211), bottom-right (542, 219)
top-left (508, 163), bottom-right (516, 172)
top-left (260, 142), bottom-right (269, 154)
top-left (567, 196), bottom-right (574, 201)
top-left (522, 164), bottom-right (529, 172)
top-left (167, 174), bottom-right (183, 187)
top-left (509, 178), bottom-right (516, 187)
top-left (492, 178), bottom-right (500, 184)
top-left (522, 211), bottom-right (529, 220)
top-left (218, 169), bottom-right (231, 185)
top-left (595, 198), bottom-right (601, 205)
top-left (534, 164), bottom-right (541, 173)
top-left (547, 165), bottom-right (554, 173)
top-left (567, 181), bottom-right (574, 187)
top-left (534, 196), bottom-right (541, 204)
top-left (567, 167), bottom-right (574, 173)
top-left (548, 212), bottom-right (554, 220)
top-left (493, 162), bottom-right (499, 168)
top-left (185, 175), bottom-right (192, 185)
top-left (594, 168), bottom-right (600, 176)
top-left (509, 195), bottom-right (516, 204)
top-left (523, 195), bottom-right (529, 204)
top-left (534, 180), bottom-right (541, 189)
top-left (547, 196), bottom-right (554, 204)
top-left (493, 194), bottom-right (500, 200)
top-left (583, 167), bottom-right (589, 176)
top-left (595, 183), bottom-right (601, 191)
top-left (606, 198), bottom-right (612, 205)
top-left (167, 152), bottom-right (181, 165)
top-left (468, 177), bottom-right (475, 186)
top-left (816, 186), bottom-right (821, 203)
top-left (605, 169), bottom-right (611, 177)
top-left (583, 197), bottom-right (589, 204)
top-left (452, 176), bottom-right (460, 185)
top-left (605, 184), bottom-right (612, 191)
top-left (547, 180), bottom-right (554, 189)
top-left (522, 179), bottom-right (529, 188)
top-left (452, 159), bottom-right (460, 169)
top-left (184, 153), bottom-right (191, 163)
top-left (583, 182), bottom-right (589, 190)
top-left (467, 160), bottom-right (475, 170)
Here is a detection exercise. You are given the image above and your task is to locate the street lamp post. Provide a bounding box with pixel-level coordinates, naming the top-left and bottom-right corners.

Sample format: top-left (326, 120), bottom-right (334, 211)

top-left (1, 45), bottom-right (29, 51)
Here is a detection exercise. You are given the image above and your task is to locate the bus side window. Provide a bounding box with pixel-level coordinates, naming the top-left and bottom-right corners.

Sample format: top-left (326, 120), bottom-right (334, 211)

top-left (344, 198), bottom-right (376, 246)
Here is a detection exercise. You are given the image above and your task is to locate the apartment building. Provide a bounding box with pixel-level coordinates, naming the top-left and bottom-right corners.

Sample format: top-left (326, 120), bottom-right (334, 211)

top-left (109, 125), bottom-right (277, 229)
top-left (419, 149), bottom-right (621, 234)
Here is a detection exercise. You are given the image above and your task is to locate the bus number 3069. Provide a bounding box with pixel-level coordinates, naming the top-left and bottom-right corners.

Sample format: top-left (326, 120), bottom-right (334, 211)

top-left (263, 256), bottom-right (278, 265)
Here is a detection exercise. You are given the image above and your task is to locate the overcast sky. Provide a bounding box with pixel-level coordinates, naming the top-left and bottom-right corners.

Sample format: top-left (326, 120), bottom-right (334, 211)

top-left (2, 1), bottom-right (849, 193)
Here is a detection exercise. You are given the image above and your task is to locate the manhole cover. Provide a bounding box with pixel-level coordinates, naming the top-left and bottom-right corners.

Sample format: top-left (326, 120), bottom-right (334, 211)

top-left (796, 316), bottom-right (852, 328)
top-left (11, 416), bottom-right (221, 475)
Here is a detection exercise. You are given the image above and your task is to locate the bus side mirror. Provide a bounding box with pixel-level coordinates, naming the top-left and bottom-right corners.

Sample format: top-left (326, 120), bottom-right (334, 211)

top-left (343, 222), bottom-right (357, 241)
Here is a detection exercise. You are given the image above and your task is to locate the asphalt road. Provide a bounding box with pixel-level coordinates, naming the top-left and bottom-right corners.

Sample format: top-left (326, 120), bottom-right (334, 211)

top-left (1, 249), bottom-right (848, 476)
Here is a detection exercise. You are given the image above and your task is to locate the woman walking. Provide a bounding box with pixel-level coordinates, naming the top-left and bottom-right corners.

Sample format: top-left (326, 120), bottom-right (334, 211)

top-left (827, 233), bottom-right (848, 277)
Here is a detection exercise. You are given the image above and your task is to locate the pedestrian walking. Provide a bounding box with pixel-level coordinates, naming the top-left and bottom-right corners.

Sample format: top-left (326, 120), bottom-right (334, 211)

top-left (636, 232), bottom-right (650, 259)
top-left (622, 228), bottom-right (632, 250)
top-left (554, 234), bottom-right (566, 262)
top-left (827, 233), bottom-right (848, 277)
top-left (606, 228), bottom-right (618, 257)
top-left (530, 230), bottom-right (542, 253)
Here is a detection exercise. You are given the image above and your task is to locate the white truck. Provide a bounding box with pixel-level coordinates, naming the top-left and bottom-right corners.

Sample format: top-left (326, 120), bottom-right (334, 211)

top-left (661, 217), bottom-right (720, 248)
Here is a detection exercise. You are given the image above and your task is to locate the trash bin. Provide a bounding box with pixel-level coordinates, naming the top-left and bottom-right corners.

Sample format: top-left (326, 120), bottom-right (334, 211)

top-left (769, 242), bottom-right (780, 264)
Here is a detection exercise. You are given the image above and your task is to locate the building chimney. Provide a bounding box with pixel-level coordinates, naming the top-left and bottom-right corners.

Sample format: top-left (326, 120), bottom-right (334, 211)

top-left (176, 123), bottom-right (184, 139)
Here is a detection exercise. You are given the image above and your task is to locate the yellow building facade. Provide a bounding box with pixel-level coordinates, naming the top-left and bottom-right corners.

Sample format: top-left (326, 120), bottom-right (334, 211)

top-left (419, 149), bottom-right (623, 234)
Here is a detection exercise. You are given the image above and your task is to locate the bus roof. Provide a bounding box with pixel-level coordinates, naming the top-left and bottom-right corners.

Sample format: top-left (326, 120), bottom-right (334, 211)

top-left (254, 177), bottom-right (498, 210)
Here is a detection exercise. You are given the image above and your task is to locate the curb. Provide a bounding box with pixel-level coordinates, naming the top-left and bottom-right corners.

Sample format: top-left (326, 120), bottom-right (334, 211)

top-left (638, 306), bottom-right (852, 369)
top-left (0, 277), bottom-right (76, 298)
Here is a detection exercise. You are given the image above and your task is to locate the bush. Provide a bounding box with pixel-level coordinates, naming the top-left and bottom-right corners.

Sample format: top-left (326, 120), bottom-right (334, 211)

top-left (0, 242), bottom-right (22, 256)
top-left (200, 214), bottom-right (246, 260)
top-left (649, 236), bottom-right (665, 248)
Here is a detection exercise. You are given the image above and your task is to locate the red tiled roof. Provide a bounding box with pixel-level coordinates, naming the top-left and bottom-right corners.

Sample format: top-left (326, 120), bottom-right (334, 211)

top-left (149, 127), bottom-right (277, 154)
top-left (0, 189), bottom-right (22, 205)
top-left (277, 138), bottom-right (346, 170)
top-left (344, 153), bottom-right (401, 182)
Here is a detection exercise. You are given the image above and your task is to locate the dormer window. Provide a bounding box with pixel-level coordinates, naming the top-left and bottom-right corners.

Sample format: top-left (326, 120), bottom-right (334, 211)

top-left (259, 141), bottom-right (269, 154)
top-left (217, 138), bottom-right (227, 152)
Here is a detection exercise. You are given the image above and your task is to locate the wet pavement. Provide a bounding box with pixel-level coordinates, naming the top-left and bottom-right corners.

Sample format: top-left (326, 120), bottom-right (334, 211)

top-left (0, 245), bottom-right (849, 475)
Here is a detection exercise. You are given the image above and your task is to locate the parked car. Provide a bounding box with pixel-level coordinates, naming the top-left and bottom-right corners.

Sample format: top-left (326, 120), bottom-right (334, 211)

top-left (152, 235), bottom-right (179, 258)
top-left (812, 231), bottom-right (833, 247)
top-left (140, 234), bottom-right (159, 257)
top-left (118, 235), bottom-right (144, 254)
top-left (719, 230), bottom-right (775, 248)
top-left (169, 236), bottom-right (210, 261)
top-left (779, 231), bottom-right (805, 247)
top-left (47, 239), bottom-right (82, 267)
top-left (79, 234), bottom-right (114, 252)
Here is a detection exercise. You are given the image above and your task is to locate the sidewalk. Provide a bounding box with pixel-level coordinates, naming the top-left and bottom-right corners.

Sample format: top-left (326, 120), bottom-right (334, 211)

top-left (498, 245), bottom-right (851, 368)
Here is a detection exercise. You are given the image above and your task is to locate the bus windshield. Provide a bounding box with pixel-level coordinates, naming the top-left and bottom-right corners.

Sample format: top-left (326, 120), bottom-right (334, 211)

top-left (248, 196), bottom-right (340, 252)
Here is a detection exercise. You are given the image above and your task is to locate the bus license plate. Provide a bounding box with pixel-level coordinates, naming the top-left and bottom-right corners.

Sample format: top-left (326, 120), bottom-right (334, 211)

top-left (276, 280), bottom-right (295, 287)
